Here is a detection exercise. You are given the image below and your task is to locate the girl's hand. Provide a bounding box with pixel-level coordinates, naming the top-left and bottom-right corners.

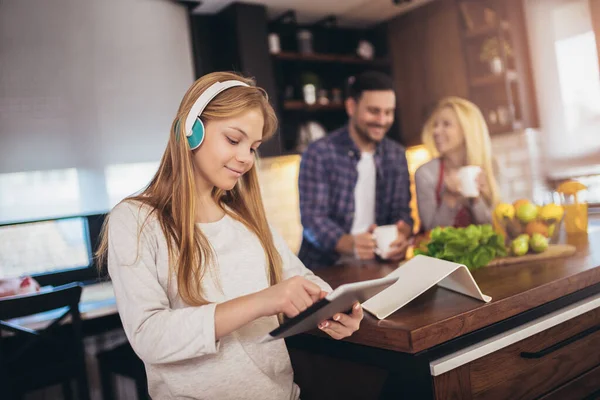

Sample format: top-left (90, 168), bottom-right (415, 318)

top-left (256, 276), bottom-right (323, 318)
top-left (318, 302), bottom-right (363, 340)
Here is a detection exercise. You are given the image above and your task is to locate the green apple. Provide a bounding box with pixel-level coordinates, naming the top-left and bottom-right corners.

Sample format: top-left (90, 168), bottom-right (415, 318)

top-left (530, 233), bottom-right (549, 253)
top-left (511, 239), bottom-right (529, 256)
top-left (515, 234), bottom-right (530, 243)
top-left (516, 203), bottom-right (538, 224)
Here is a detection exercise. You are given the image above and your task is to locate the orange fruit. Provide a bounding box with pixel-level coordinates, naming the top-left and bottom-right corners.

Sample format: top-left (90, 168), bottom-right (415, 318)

top-left (525, 221), bottom-right (549, 237)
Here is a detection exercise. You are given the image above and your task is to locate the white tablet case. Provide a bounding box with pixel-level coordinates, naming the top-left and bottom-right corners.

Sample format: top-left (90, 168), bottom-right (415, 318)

top-left (362, 255), bottom-right (491, 320)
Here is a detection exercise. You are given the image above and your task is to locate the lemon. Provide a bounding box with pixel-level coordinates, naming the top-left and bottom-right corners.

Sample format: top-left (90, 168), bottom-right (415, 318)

top-left (556, 180), bottom-right (587, 196)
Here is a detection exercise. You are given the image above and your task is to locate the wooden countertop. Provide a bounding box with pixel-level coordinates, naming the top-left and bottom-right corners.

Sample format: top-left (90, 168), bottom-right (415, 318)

top-left (313, 230), bottom-right (600, 354)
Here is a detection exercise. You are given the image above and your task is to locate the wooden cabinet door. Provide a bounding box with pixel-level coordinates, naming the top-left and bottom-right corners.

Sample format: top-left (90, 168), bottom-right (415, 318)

top-left (387, 0), bottom-right (469, 148)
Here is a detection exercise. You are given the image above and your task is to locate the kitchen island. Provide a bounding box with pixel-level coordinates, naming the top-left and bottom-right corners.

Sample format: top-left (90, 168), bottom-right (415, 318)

top-left (288, 229), bottom-right (600, 399)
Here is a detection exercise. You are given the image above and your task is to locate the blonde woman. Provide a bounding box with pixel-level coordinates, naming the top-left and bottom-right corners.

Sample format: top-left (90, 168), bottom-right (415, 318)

top-left (415, 97), bottom-right (500, 232)
top-left (96, 72), bottom-right (362, 399)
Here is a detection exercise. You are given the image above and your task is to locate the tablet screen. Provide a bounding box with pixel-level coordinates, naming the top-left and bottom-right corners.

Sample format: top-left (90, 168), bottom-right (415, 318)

top-left (261, 275), bottom-right (398, 342)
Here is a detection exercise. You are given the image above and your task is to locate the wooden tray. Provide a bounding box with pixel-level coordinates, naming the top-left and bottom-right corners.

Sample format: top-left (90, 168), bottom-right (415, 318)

top-left (488, 244), bottom-right (577, 267)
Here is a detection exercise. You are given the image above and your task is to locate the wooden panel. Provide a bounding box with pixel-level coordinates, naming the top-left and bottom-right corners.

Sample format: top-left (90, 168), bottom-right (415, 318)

top-left (387, 0), bottom-right (468, 147)
top-left (505, 0), bottom-right (539, 128)
top-left (313, 230), bottom-right (600, 353)
top-left (469, 309), bottom-right (600, 399)
top-left (422, 0), bottom-right (470, 108)
top-left (539, 363), bottom-right (600, 400)
top-left (288, 346), bottom-right (388, 400)
top-left (387, 6), bottom-right (429, 147)
top-left (434, 365), bottom-right (472, 400)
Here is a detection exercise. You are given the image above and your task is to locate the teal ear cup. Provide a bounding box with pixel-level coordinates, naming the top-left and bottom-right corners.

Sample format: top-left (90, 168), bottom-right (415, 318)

top-left (187, 118), bottom-right (205, 150)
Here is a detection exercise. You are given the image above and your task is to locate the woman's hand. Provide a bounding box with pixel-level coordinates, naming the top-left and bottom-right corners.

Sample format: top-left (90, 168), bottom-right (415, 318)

top-left (318, 302), bottom-right (363, 340)
top-left (476, 171), bottom-right (492, 204)
top-left (443, 168), bottom-right (463, 195)
top-left (256, 276), bottom-right (323, 318)
top-left (442, 168), bottom-right (466, 208)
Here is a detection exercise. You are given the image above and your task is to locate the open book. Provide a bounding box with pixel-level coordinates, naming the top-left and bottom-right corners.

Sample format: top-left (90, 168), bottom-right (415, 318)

top-left (362, 255), bottom-right (491, 320)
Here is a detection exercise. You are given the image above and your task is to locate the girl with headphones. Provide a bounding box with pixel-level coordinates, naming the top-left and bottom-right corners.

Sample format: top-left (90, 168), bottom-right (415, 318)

top-left (96, 71), bottom-right (362, 399)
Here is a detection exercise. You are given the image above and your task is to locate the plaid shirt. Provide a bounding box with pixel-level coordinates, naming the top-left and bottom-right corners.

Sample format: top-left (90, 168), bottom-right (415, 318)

top-left (298, 126), bottom-right (413, 268)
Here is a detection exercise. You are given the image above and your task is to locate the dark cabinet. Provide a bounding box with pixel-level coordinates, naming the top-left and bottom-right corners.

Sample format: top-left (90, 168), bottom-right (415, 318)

top-left (387, 0), bottom-right (470, 147)
top-left (187, 3), bottom-right (282, 157)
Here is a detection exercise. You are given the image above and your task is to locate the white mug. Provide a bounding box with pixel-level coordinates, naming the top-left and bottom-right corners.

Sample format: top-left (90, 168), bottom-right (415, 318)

top-left (457, 165), bottom-right (482, 198)
top-left (373, 225), bottom-right (398, 259)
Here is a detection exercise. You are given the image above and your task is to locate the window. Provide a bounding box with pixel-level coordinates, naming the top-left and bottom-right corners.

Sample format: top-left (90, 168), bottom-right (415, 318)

top-left (105, 162), bottom-right (159, 207)
top-left (526, 0), bottom-right (600, 178)
top-left (0, 169), bottom-right (80, 222)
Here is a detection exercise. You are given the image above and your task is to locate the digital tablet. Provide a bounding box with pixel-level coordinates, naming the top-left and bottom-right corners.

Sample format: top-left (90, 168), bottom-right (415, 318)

top-left (260, 275), bottom-right (399, 343)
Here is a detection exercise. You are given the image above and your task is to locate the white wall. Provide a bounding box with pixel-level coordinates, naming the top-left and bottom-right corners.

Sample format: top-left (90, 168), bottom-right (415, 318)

top-left (0, 0), bottom-right (195, 173)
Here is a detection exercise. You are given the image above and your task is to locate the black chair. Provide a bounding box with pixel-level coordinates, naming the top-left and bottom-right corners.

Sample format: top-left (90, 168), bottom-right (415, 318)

top-left (97, 342), bottom-right (149, 400)
top-left (0, 283), bottom-right (90, 400)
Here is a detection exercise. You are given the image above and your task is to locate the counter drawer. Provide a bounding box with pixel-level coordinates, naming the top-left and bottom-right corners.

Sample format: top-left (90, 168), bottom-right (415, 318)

top-left (538, 363), bottom-right (600, 400)
top-left (434, 307), bottom-right (600, 400)
top-left (472, 308), bottom-right (600, 399)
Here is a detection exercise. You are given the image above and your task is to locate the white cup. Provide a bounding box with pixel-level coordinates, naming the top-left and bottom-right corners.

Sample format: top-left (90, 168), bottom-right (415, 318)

top-left (373, 225), bottom-right (398, 259)
top-left (458, 165), bottom-right (482, 198)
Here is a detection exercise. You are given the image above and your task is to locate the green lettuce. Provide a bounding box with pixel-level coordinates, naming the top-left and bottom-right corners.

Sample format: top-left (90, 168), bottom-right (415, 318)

top-left (414, 224), bottom-right (507, 270)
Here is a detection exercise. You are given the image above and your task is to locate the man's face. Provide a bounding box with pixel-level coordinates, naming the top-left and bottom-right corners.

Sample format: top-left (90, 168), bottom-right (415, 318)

top-left (346, 90), bottom-right (396, 144)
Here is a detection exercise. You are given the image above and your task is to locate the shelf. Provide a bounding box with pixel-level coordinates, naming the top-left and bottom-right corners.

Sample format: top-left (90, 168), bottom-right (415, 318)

top-left (488, 120), bottom-right (522, 135)
top-left (464, 21), bottom-right (511, 39)
top-left (470, 70), bottom-right (518, 88)
top-left (272, 51), bottom-right (390, 67)
top-left (283, 100), bottom-right (345, 111)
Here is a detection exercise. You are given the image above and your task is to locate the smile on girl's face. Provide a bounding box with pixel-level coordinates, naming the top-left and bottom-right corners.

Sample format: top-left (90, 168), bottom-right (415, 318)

top-left (192, 108), bottom-right (264, 191)
top-left (431, 106), bottom-right (465, 156)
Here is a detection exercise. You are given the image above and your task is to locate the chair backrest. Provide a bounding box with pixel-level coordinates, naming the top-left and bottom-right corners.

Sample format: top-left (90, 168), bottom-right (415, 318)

top-left (0, 283), bottom-right (82, 321)
top-left (0, 283), bottom-right (86, 398)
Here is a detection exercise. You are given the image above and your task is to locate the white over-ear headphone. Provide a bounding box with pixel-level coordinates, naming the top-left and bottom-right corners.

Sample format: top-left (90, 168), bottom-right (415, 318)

top-left (183, 80), bottom-right (250, 150)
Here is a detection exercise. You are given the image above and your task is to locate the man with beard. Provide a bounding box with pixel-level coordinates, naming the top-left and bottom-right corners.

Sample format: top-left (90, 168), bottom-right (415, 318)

top-left (298, 71), bottom-right (413, 268)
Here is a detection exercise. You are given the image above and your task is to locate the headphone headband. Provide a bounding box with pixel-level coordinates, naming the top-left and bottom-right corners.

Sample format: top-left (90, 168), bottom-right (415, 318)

top-left (184, 80), bottom-right (250, 139)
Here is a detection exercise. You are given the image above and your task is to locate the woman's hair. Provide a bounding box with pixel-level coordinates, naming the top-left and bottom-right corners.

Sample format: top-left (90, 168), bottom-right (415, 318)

top-left (96, 71), bottom-right (282, 306)
top-left (421, 96), bottom-right (501, 205)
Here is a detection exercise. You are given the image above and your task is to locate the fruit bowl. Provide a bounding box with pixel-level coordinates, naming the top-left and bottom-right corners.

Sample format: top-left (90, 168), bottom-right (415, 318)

top-left (493, 200), bottom-right (564, 255)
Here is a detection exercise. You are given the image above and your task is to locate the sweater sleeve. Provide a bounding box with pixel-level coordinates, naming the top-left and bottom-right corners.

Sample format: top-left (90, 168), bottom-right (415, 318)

top-left (270, 226), bottom-right (333, 293)
top-left (107, 202), bottom-right (219, 365)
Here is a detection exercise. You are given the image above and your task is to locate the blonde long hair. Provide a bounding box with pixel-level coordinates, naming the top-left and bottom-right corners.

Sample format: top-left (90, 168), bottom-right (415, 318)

top-left (96, 71), bottom-right (283, 306)
top-left (421, 96), bottom-right (501, 205)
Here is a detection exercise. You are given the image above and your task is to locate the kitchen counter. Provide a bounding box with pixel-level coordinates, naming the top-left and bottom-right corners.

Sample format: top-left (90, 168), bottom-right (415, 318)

top-left (289, 229), bottom-right (600, 399)
top-left (314, 232), bottom-right (600, 354)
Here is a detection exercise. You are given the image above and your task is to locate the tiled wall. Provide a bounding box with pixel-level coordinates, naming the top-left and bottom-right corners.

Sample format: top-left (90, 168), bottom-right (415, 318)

top-left (490, 129), bottom-right (545, 204)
